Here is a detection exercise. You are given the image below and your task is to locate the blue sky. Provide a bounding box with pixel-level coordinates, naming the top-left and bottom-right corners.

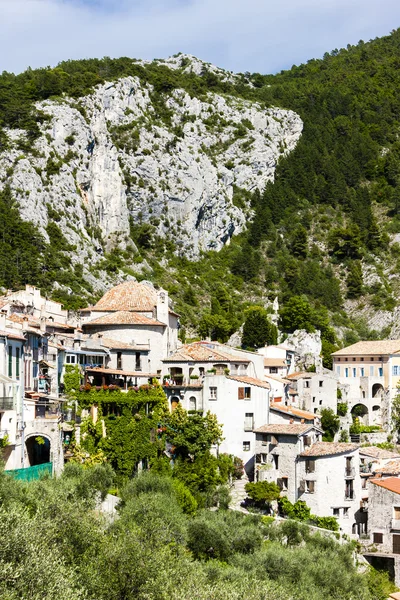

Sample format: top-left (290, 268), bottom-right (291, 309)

top-left (1, 0), bottom-right (400, 75)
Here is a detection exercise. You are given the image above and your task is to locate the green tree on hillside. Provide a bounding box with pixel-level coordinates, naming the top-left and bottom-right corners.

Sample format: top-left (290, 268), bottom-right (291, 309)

top-left (242, 306), bottom-right (278, 349)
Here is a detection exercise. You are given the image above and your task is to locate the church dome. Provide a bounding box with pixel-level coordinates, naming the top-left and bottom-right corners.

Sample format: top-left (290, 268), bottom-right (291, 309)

top-left (93, 281), bottom-right (157, 312)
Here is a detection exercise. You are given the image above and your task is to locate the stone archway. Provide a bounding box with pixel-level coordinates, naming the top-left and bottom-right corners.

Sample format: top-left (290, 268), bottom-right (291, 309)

top-left (351, 403), bottom-right (369, 425)
top-left (25, 434), bottom-right (51, 466)
top-left (372, 383), bottom-right (384, 399)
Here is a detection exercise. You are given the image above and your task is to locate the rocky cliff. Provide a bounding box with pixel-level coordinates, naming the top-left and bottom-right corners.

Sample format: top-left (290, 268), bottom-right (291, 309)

top-left (0, 55), bottom-right (302, 265)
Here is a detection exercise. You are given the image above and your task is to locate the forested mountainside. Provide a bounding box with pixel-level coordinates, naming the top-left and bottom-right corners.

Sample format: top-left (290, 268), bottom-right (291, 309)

top-left (2, 30), bottom-right (400, 358)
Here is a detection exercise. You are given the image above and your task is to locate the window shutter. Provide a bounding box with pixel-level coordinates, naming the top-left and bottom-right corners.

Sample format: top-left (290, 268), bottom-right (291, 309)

top-left (299, 480), bottom-right (305, 493)
top-left (238, 387), bottom-right (245, 400)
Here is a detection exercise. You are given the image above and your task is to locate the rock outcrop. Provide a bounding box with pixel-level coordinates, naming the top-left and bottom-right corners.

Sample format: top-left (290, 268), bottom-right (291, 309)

top-left (0, 56), bottom-right (302, 267)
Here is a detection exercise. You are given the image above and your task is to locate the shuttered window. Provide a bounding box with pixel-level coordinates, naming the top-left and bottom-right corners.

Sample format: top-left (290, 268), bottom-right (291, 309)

top-left (393, 534), bottom-right (400, 554)
top-left (373, 533), bottom-right (383, 544)
top-left (394, 507), bottom-right (400, 520)
top-left (238, 387), bottom-right (245, 400)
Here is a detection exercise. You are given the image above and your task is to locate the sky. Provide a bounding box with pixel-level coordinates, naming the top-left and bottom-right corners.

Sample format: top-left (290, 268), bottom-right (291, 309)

top-left (1, 0), bottom-right (400, 75)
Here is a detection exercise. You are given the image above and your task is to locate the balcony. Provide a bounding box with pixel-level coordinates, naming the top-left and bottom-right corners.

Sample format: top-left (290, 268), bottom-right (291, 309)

top-left (345, 467), bottom-right (356, 478)
top-left (0, 397), bottom-right (14, 411)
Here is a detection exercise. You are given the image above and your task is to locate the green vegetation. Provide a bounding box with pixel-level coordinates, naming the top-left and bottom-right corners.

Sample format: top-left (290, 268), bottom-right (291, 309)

top-left (242, 306), bottom-right (278, 349)
top-left (320, 407), bottom-right (340, 441)
top-left (3, 31), bottom-right (400, 338)
top-left (0, 463), bottom-right (394, 600)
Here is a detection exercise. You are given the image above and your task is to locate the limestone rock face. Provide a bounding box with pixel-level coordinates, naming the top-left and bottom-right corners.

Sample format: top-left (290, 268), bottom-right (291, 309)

top-left (0, 57), bottom-right (302, 264)
top-left (284, 329), bottom-right (323, 372)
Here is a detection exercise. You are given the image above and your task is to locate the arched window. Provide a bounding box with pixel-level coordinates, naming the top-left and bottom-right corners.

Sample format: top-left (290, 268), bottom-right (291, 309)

top-left (189, 396), bottom-right (196, 411)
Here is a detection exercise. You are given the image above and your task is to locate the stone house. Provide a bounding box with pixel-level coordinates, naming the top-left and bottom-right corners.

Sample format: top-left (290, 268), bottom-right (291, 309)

top-left (81, 281), bottom-right (179, 378)
top-left (359, 446), bottom-right (400, 495)
top-left (332, 340), bottom-right (400, 428)
top-left (365, 477), bottom-right (400, 585)
top-left (298, 442), bottom-right (364, 535)
top-left (286, 370), bottom-right (338, 415)
top-left (257, 344), bottom-right (296, 378)
top-left (254, 423), bottom-right (323, 502)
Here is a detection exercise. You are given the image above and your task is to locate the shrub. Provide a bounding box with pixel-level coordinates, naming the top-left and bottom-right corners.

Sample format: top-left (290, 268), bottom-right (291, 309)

top-left (337, 402), bottom-right (348, 416)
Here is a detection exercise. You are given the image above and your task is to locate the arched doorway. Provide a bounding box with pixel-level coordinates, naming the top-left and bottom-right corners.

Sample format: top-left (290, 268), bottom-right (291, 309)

top-left (372, 384), bottom-right (384, 399)
top-left (26, 435), bottom-right (51, 466)
top-left (351, 404), bottom-right (369, 425)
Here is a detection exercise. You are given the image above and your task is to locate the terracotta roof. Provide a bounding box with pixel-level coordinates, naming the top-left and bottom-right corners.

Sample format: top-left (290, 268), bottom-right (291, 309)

top-left (370, 477), bottom-right (400, 495)
top-left (264, 358), bottom-right (286, 367)
top-left (46, 320), bottom-right (74, 330)
top-left (84, 337), bottom-right (149, 351)
top-left (374, 460), bottom-right (400, 475)
top-left (89, 281), bottom-right (158, 312)
top-left (83, 311), bottom-right (165, 327)
top-left (332, 340), bottom-right (400, 356)
top-left (254, 423), bottom-right (314, 435)
top-left (300, 442), bottom-right (359, 457)
top-left (286, 371), bottom-right (312, 380)
top-left (227, 375), bottom-right (270, 389)
top-left (264, 374), bottom-right (290, 383)
top-left (165, 341), bottom-right (250, 363)
top-left (86, 367), bottom-right (158, 378)
top-left (359, 447), bottom-right (400, 460)
top-left (0, 329), bottom-right (25, 341)
top-left (7, 313), bottom-right (40, 328)
top-left (270, 403), bottom-right (317, 420)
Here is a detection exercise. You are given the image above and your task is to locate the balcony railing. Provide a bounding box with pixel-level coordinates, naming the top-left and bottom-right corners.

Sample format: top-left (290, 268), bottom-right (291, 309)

top-left (345, 467), bottom-right (356, 478)
top-left (0, 397), bottom-right (14, 411)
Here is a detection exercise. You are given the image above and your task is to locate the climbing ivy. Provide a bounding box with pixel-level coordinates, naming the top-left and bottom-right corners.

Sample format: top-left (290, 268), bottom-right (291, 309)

top-left (76, 383), bottom-right (168, 481)
top-left (63, 365), bottom-right (81, 398)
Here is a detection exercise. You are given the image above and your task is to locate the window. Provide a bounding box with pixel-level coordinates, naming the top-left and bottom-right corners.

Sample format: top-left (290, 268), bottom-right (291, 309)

top-left (273, 454), bottom-right (279, 469)
top-left (8, 347), bottom-right (12, 378)
top-left (305, 460), bottom-right (315, 473)
top-left (373, 533), bottom-right (383, 544)
top-left (394, 507), bottom-right (400, 520)
top-left (304, 436), bottom-right (312, 447)
top-left (66, 355), bottom-right (76, 364)
top-left (353, 368), bottom-right (356, 377)
top-left (361, 357), bottom-right (364, 362)
top-left (379, 357), bottom-right (383, 361)
top-left (345, 480), bottom-right (354, 499)
top-left (360, 368), bottom-right (364, 376)
top-left (379, 368), bottom-right (383, 377)
top-left (209, 387), bottom-right (217, 400)
top-left (117, 352), bottom-right (122, 370)
top-left (345, 368), bottom-right (349, 377)
top-left (353, 358), bottom-right (356, 362)
top-left (370, 366), bottom-right (374, 376)
top-left (337, 358), bottom-right (341, 362)
top-left (306, 480), bottom-right (315, 493)
top-left (333, 508), bottom-right (340, 516)
top-left (244, 413), bottom-right (254, 431)
top-left (343, 507), bottom-right (349, 518)
top-left (281, 477), bottom-right (288, 491)
top-left (243, 441), bottom-right (250, 452)
top-left (312, 396), bottom-right (316, 403)
top-left (319, 381), bottom-right (323, 388)
top-left (135, 352), bottom-right (141, 371)
top-left (336, 366), bottom-right (340, 375)
top-left (319, 400), bottom-right (322, 405)
top-left (270, 367), bottom-right (278, 374)
top-left (244, 387), bottom-right (251, 399)
top-left (16, 347), bottom-right (20, 378)
top-left (394, 366), bottom-right (399, 376)
top-left (345, 358), bottom-right (348, 362)
top-left (305, 380), bottom-right (310, 388)
top-left (189, 396), bottom-right (196, 411)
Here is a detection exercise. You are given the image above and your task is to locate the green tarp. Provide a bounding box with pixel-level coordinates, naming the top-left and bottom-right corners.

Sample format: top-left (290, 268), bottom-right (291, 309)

top-left (5, 462), bottom-right (53, 481)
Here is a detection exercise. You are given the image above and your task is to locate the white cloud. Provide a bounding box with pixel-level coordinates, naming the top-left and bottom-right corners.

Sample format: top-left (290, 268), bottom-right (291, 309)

top-left (1, 0), bottom-right (400, 74)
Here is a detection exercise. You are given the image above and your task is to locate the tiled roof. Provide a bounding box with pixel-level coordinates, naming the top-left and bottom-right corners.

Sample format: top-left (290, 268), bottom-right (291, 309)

top-left (254, 423), bottom-right (314, 435)
top-left (264, 374), bottom-right (290, 383)
top-left (86, 367), bottom-right (158, 378)
top-left (300, 442), bottom-right (359, 457)
top-left (90, 281), bottom-right (157, 312)
top-left (332, 340), bottom-right (400, 356)
top-left (0, 329), bottom-right (25, 341)
top-left (7, 313), bottom-right (40, 328)
top-left (264, 358), bottom-right (286, 367)
top-left (83, 311), bottom-right (165, 327)
top-left (374, 460), bottom-right (400, 475)
top-left (227, 375), bottom-right (270, 389)
top-left (84, 337), bottom-right (149, 351)
top-left (165, 342), bottom-right (250, 363)
top-left (370, 477), bottom-right (400, 495)
top-left (359, 446), bottom-right (400, 460)
top-left (269, 403), bottom-right (317, 420)
top-left (286, 371), bottom-right (312, 380)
